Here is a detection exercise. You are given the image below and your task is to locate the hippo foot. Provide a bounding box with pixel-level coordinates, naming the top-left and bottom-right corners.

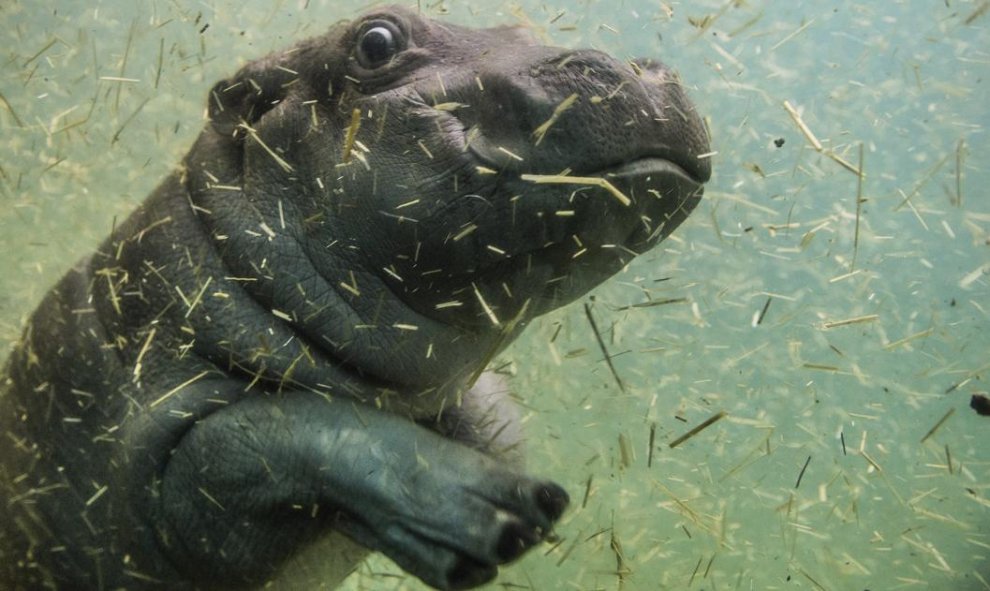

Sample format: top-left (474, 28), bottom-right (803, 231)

top-left (159, 389), bottom-right (569, 590)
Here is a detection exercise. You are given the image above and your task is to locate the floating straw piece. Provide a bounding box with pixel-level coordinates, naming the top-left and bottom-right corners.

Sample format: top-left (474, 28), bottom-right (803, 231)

top-left (822, 314), bottom-right (878, 329)
top-left (920, 407), bottom-right (955, 443)
top-left (521, 173), bottom-right (632, 206)
top-left (669, 411), bottom-right (727, 448)
top-left (532, 93), bottom-right (579, 146)
top-left (584, 302), bottom-right (625, 393)
top-left (341, 107), bottom-right (361, 163)
top-left (782, 100), bottom-right (861, 176)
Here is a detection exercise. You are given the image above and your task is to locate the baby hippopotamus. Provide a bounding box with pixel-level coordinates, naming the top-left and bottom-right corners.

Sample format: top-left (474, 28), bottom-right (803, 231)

top-left (0, 5), bottom-right (710, 590)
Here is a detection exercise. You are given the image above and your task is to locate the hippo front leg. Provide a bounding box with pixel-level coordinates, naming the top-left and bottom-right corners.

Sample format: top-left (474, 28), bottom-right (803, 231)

top-left (155, 389), bottom-right (568, 590)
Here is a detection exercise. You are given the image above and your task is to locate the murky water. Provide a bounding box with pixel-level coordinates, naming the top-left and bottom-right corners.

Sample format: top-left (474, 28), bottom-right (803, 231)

top-left (1, 1), bottom-right (987, 589)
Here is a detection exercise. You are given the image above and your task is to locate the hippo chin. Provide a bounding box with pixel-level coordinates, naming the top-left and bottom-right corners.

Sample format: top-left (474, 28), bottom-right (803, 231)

top-left (0, 5), bottom-right (709, 590)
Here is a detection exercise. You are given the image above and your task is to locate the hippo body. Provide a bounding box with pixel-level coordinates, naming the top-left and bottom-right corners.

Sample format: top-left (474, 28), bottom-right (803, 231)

top-left (0, 6), bottom-right (709, 590)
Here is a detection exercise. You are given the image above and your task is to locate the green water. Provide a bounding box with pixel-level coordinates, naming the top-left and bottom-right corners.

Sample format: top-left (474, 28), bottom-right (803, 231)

top-left (1, 0), bottom-right (987, 589)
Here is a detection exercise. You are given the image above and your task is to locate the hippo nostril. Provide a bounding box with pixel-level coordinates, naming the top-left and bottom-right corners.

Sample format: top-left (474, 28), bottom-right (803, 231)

top-left (496, 520), bottom-right (540, 562)
top-left (535, 483), bottom-right (570, 521)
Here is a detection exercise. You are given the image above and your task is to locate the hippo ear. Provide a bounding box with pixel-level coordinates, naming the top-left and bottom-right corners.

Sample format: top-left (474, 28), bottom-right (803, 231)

top-left (207, 58), bottom-right (295, 138)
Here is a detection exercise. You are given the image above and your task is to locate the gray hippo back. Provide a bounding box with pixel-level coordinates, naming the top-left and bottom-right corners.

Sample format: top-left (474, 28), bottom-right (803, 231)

top-left (0, 5), bottom-right (710, 590)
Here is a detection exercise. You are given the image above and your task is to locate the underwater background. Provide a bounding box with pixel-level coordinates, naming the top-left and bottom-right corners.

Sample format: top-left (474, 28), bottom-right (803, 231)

top-left (1, 0), bottom-right (987, 589)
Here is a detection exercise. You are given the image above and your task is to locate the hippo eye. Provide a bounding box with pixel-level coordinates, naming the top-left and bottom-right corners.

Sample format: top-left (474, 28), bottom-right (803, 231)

top-left (356, 22), bottom-right (404, 69)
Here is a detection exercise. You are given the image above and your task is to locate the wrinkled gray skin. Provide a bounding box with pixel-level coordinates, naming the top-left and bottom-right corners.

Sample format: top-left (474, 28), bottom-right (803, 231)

top-left (0, 5), bottom-right (710, 590)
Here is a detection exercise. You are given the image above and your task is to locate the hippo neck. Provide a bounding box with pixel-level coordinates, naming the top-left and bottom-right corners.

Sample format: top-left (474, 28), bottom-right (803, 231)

top-left (183, 166), bottom-right (512, 415)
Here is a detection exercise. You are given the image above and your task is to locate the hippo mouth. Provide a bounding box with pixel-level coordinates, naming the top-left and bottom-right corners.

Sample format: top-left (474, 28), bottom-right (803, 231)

top-left (597, 156), bottom-right (706, 190)
top-left (515, 154), bottom-right (707, 247)
top-left (466, 133), bottom-right (709, 189)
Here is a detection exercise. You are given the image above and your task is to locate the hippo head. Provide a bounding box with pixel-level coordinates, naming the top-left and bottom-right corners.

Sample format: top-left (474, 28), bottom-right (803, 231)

top-left (187, 5), bottom-right (710, 400)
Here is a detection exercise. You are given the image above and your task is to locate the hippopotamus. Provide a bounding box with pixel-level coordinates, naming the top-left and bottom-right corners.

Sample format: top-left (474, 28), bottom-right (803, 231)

top-left (0, 5), bottom-right (710, 590)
